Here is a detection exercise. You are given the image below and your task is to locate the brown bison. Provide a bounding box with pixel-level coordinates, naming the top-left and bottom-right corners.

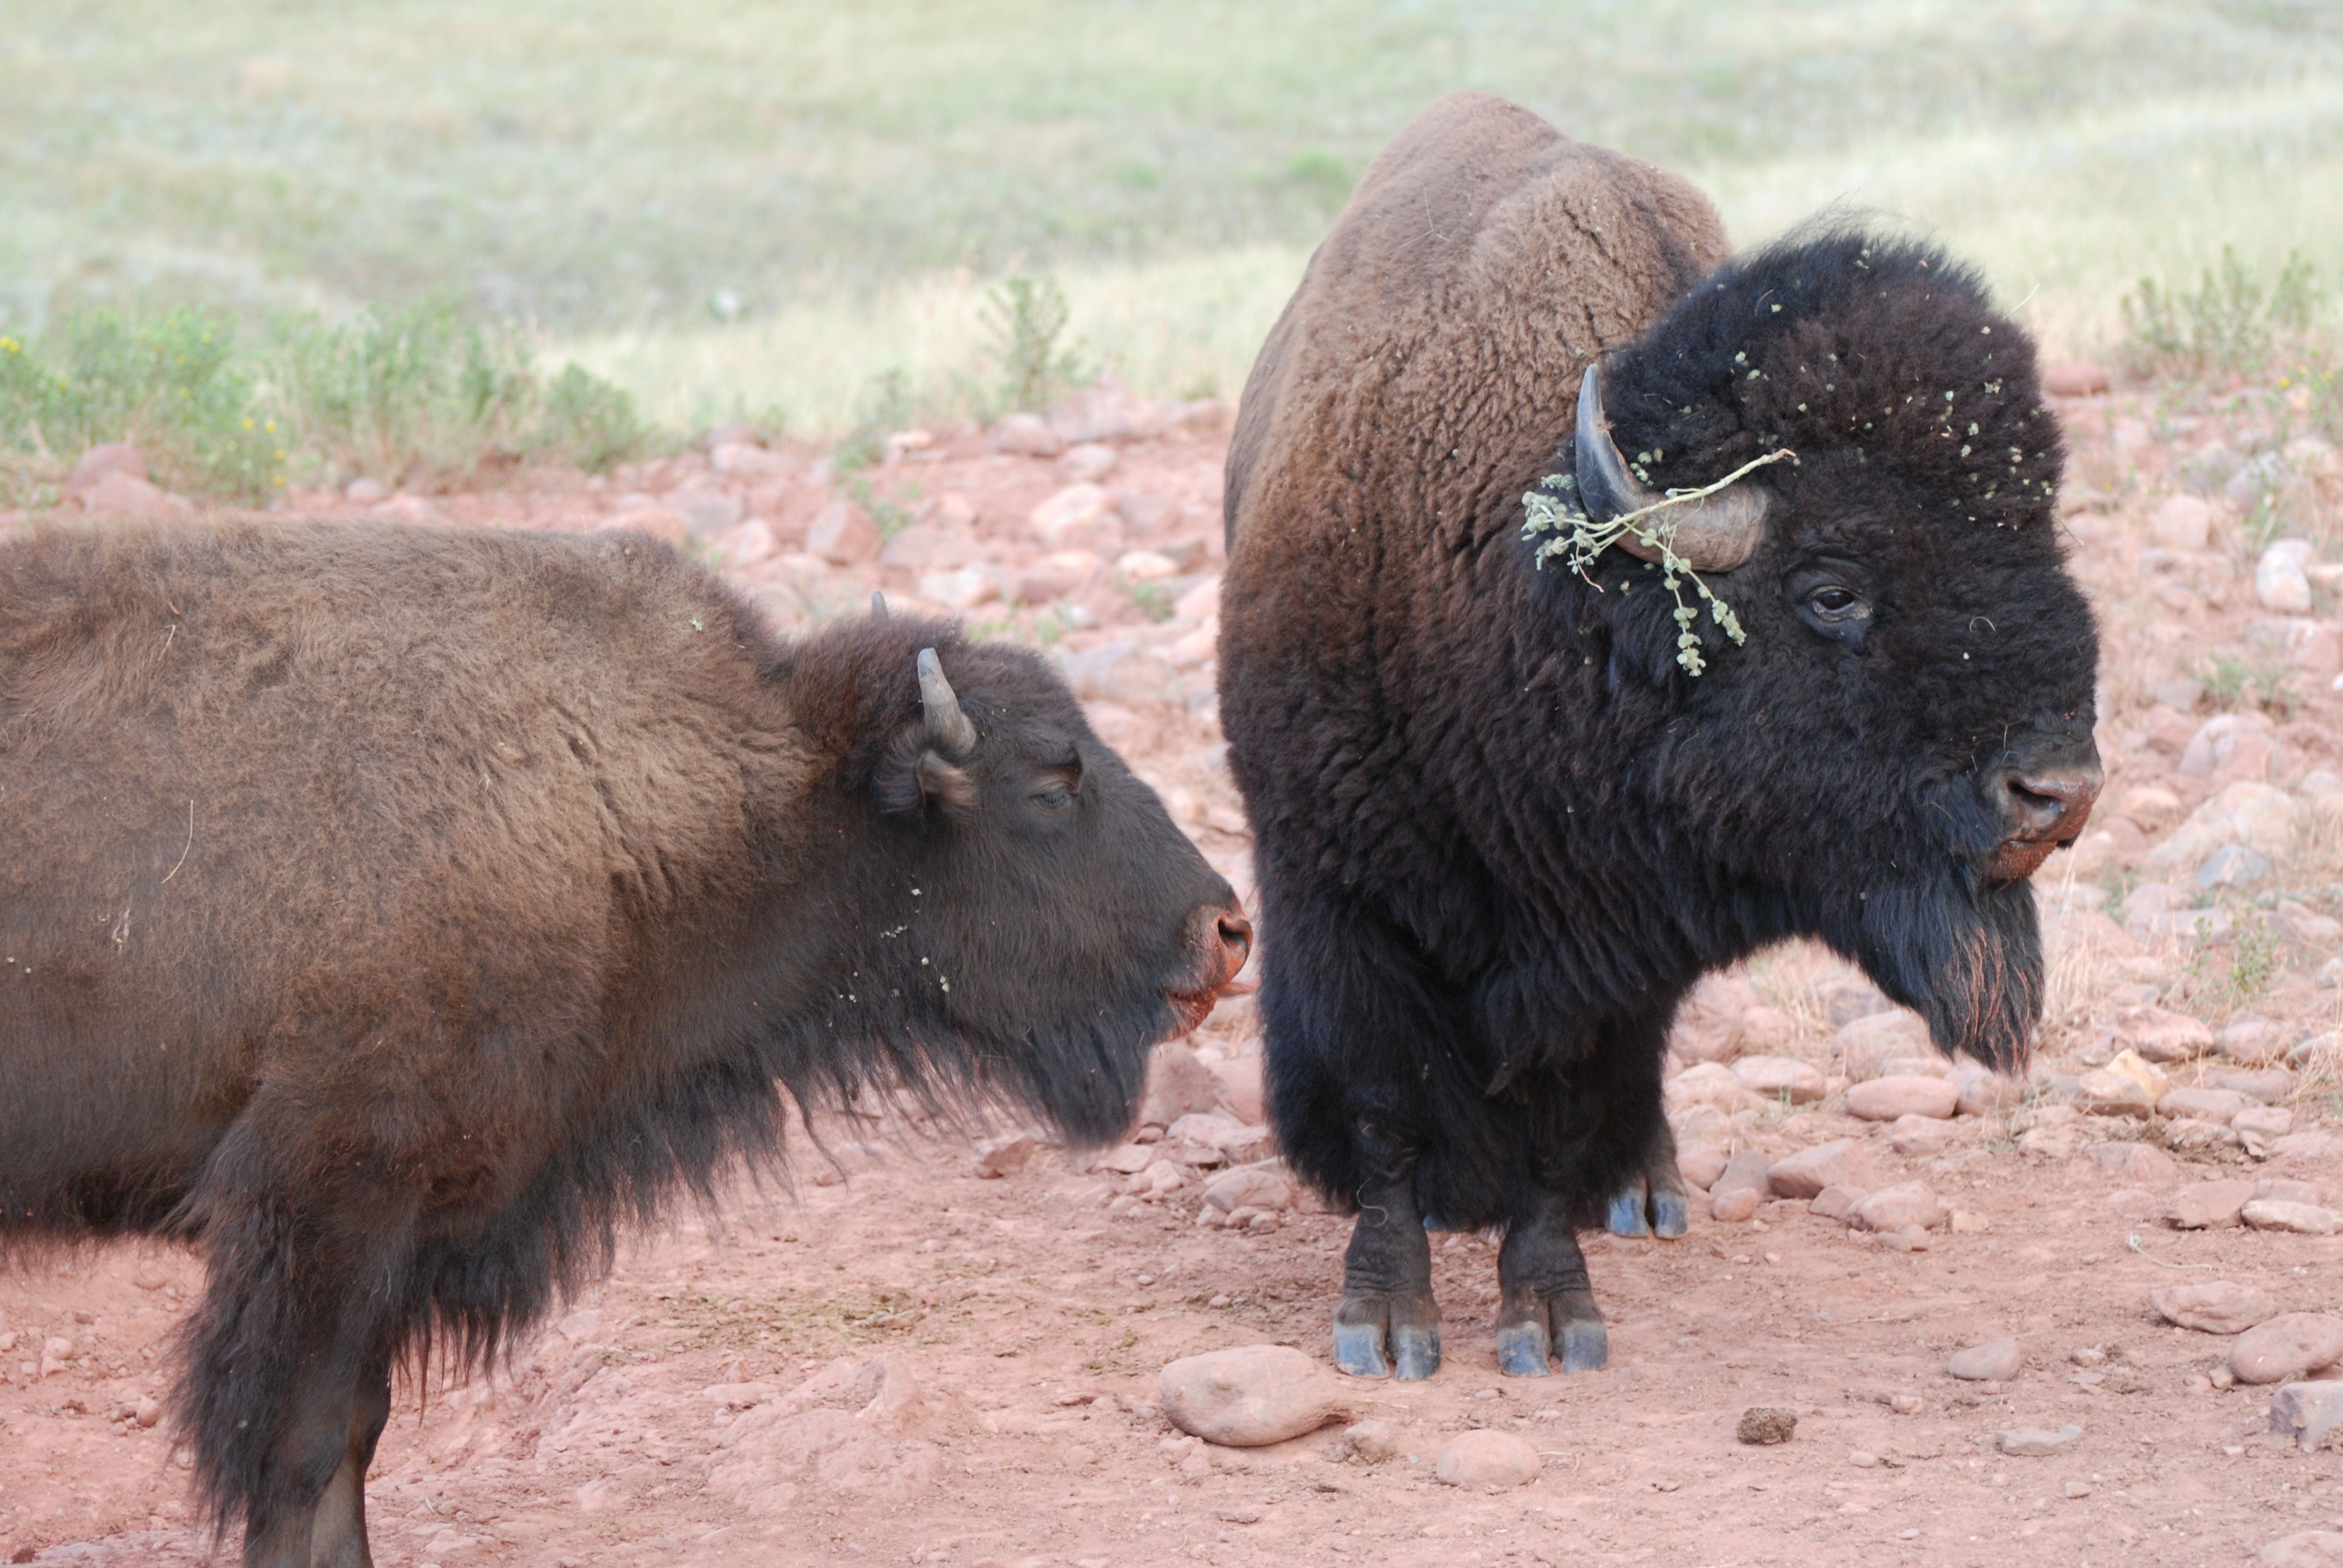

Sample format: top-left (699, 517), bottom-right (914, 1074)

top-left (0, 518), bottom-right (1250, 1566)
top-left (1219, 94), bottom-right (2099, 1381)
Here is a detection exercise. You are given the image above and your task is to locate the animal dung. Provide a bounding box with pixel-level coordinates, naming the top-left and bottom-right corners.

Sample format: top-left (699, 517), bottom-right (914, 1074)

top-left (1158, 1345), bottom-right (1350, 1447)
top-left (1736, 1406), bottom-right (1797, 1445)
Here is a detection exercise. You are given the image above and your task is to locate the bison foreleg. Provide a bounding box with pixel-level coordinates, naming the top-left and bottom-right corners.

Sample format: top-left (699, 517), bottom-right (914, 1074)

top-left (1496, 1192), bottom-right (1607, 1375)
top-left (1605, 1118), bottom-right (1691, 1239)
top-left (1331, 1175), bottom-right (1440, 1380)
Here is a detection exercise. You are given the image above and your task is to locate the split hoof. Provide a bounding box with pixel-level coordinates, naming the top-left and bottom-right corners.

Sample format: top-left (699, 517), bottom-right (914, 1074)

top-left (1332, 1309), bottom-right (1441, 1380)
top-left (1650, 1186), bottom-right (1690, 1238)
top-left (1495, 1321), bottom-right (1553, 1378)
top-left (1558, 1312), bottom-right (1610, 1372)
top-left (1605, 1183), bottom-right (1653, 1238)
top-left (1333, 1321), bottom-right (1392, 1380)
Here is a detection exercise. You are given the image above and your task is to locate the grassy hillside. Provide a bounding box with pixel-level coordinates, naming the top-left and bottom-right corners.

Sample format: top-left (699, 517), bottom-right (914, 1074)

top-left (5, 1), bottom-right (2340, 434)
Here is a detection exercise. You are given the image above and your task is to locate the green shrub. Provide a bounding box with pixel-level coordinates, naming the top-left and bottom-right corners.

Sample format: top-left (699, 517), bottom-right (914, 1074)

top-left (0, 309), bottom-right (280, 503)
top-left (2121, 247), bottom-right (2326, 380)
top-left (832, 367), bottom-right (914, 475)
top-left (979, 275), bottom-right (1082, 415)
top-left (532, 362), bottom-right (651, 473)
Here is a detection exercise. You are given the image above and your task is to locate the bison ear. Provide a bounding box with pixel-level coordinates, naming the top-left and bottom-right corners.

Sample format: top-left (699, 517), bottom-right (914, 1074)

top-left (914, 750), bottom-right (977, 814)
top-left (877, 733), bottom-right (980, 820)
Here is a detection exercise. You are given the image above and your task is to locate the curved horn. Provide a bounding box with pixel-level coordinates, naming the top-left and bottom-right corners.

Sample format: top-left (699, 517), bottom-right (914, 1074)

top-left (871, 590), bottom-right (889, 619)
top-left (916, 647), bottom-right (977, 758)
top-left (1575, 364), bottom-right (1768, 572)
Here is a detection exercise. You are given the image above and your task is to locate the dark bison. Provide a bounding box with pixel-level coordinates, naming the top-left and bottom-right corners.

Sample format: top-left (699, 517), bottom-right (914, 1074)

top-left (0, 518), bottom-right (1250, 1566)
top-left (1219, 94), bottom-right (2100, 1382)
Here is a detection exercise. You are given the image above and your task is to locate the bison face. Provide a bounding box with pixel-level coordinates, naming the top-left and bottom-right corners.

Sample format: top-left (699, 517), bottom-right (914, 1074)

top-left (841, 632), bottom-right (1250, 1142)
top-left (1570, 229), bottom-right (2103, 1069)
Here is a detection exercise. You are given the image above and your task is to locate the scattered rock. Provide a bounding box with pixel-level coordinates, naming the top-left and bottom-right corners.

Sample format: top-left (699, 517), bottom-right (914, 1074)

top-left (2157, 1086), bottom-right (2252, 1125)
top-left (1852, 1181), bottom-right (1946, 1233)
top-left (1890, 1114), bottom-right (1959, 1155)
top-left (2198, 844), bottom-right (2272, 889)
top-left (1165, 1112), bottom-right (1272, 1165)
top-left (807, 501), bottom-right (880, 566)
top-left (2042, 361), bottom-right (2110, 397)
top-left (2073, 1067), bottom-right (2158, 1120)
top-left (2243, 1200), bottom-right (2342, 1236)
top-left (134, 1396), bottom-right (162, 1428)
top-left (1030, 483), bottom-right (1125, 551)
top-left (2270, 1382), bottom-right (2343, 1454)
top-left (2152, 1280), bottom-right (2278, 1334)
top-left (2259, 1178), bottom-right (2325, 1206)
top-left (2230, 1313), bottom-right (2343, 1385)
top-left (1948, 1060), bottom-right (2021, 1116)
top-left (1158, 1346), bottom-right (1350, 1446)
top-left (1205, 1053), bottom-right (1265, 1123)
top-left (2258, 538), bottom-right (2315, 614)
top-left (77, 468), bottom-right (193, 518)
top-left (1012, 548), bottom-right (1104, 604)
top-left (1342, 1419), bottom-right (1399, 1461)
top-left (1667, 1061), bottom-right (1752, 1112)
top-left (1711, 1186), bottom-right (1763, 1223)
top-left (972, 1134), bottom-right (1038, 1179)
top-left (1136, 1040), bottom-right (1221, 1129)
top-left (1820, 977), bottom-right (1895, 1026)
top-left (1676, 1139), bottom-right (1729, 1191)
top-left (1735, 1406), bottom-right (1797, 1445)
top-left (672, 488), bottom-right (744, 535)
top-left (69, 441), bottom-right (147, 492)
top-left (2234, 1103), bottom-right (2296, 1157)
top-left (1766, 1138), bottom-right (1880, 1200)
top-left (918, 563), bottom-right (1004, 609)
top-left (1997, 1425), bottom-right (2082, 1457)
top-left (2258, 1530), bottom-right (2343, 1567)
top-left (1738, 1005), bottom-right (1802, 1054)
top-left (1435, 1429), bottom-right (1542, 1488)
top-left (133, 1259), bottom-right (171, 1290)
top-left (2083, 1140), bottom-right (2178, 1184)
top-left (1810, 1184), bottom-right (1867, 1221)
top-left (2147, 782), bottom-right (2301, 871)
top-left (2114, 1005), bottom-right (2214, 1063)
top-left (1058, 442), bottom-right (1119, 483)
top-left (2169, 1179), bottom-right (2258, 1230)
top-left (1670, 973), bottom-right (1757, 1064)
top-left (1845, 1074), bottom-right (1960, 1122)
top-left (2152, 495), bottom-right (2212, 550)
top-left (1203, 1165), bottom-right (1293, 1215)
top-left (1947, 1338), bottom-right (2021, 1381)
top-left (1731, 1055), bottom-right (1827, 1103)
top-left (995, 413), bottom-right (1063, 457)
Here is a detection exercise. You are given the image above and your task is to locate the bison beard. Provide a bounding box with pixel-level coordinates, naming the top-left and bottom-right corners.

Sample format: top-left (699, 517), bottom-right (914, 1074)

top-left (1219, 94), bottom-right (2100, 1383)
top-left (0, 518), bottom-right (1248, 1566)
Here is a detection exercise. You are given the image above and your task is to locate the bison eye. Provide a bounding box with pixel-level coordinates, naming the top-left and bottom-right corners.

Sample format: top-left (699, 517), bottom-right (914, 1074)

top-left (1032, 782), bottom-right (1075, 811)
top-left (1809, 586), bottom-right (1859, 615)
top-left (1788, 570), bottom-right (1872, 647)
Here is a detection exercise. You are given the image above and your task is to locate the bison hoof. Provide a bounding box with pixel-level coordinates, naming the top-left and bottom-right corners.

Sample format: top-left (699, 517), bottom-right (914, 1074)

top-left (1558, 1312), bottom-right (1610, 1373)
top-left (1605, 1184), bottom-right (1653, 1238)
top-left (1495, 1321), bottom-right (1553, 1378)
top-left (1332, 1316), bottom-right (1440, 1380)
top-left (1650, 1186), bottom-right (1689, 1238)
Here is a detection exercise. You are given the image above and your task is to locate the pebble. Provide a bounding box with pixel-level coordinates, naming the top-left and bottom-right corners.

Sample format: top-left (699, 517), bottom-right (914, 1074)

top-left (1948, 1059), bottom-right (2021, 1116)
top-left (1851, 1180), bottom-right (1945, 1233)
top-left (2243, 1200), bottom-right (2342, 1236)
top-left (672, 488), bottom-right (744, 535)
top-left (1204, 1053), bottom-right (1265, 1122)
top-left (1846, 1074), bottom-right (1959, 1122)
top-left (1731, 1055), bottom-right (1827, 1103)
top-left (807, 501), bottom-right (880, 566)
top-left (2269, 1383), bottom-right (2343, 1454)
top-left (1766, 1138), bottom-right (1879, 1200)
top-left (1668, 1061), bottom-right (1752, 1111)
top-left (1136, 1041), bottom-right (1221, 1128)
top-left (1343, 1419), bottom-right (1400, 1460)
top-left (2063, 1479), bottom-right (2093, 1498)
top-left (1735, 1406), bottom-right (1796, 1445)
top-left (133, 1259), bottom-right (171, 1290)
top-left (2234, 1104), bottom-right (2296, 1156)
top-left (2230, 1313), bottom-right (2343, 1385)
top-left (2258, 1532), bottom-right (2343, 1567)
top-left (972, 1134), bottom-right (1038, 1179)
top-left (1435, 1429), bottom-right (1542, 1488)
top-left (2220, 1017), bottom-right (2290, 1065)
top-left (1202, 1165), bottom-right (1293, 1215)
top-left (1670, 973), bottom-right (1757, 1064)
top-left (1997, 1425), bottom-right (2082, 1457)
top-left (344, 475), bottom-right (388, 504)
top-left (1947, 1338), bottom-right (2021, 1381)
top-left (1711, 1186), bottom-right (1763, 1223)
top-left (1030, 483), bottom-right (1124, 551)
top-left (2152, 495), bottom-right (2212, 550)
top-left (1847, 1448), bottom-right (1879, 1468)
top-left (2261, 1178), bottom-right (2325, 1206)
top-left (135, 1396), bottom-right (162, 1428)
top-left (2152, 1280), bottom-right (2278, 1334)
top-left (2217, 1068), bottom-right (2296, 1101)
top-left (2072, 1067), bottom-right (2158, 1119)
top-left (2082, 1140), bottom-right (2177, 1184)
top-left (1159, 1346), bottom-right (1351, 1446)
top-left (2113, 1005), bottom-right (2214, 1063)
top-left (2168, 1178), bottom-right (2258, 1230)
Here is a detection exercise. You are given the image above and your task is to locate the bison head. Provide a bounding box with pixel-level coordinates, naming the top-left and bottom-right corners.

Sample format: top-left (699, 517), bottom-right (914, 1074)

top-left (787, 615), bottom-right (1250, 1143)
top-left (1544, 227), bottom-right (2100, 1070)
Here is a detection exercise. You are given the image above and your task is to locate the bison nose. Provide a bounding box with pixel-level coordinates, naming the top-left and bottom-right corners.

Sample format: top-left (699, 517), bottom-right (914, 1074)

top-left (1214, 906), bottom-right (1256, 993)
top-left (1987, 758), bottom-right (2103, 843)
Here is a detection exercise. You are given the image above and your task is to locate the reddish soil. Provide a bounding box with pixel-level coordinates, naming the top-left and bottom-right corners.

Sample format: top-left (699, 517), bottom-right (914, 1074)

top-left (4, 387), bottom-right (2341, 1567)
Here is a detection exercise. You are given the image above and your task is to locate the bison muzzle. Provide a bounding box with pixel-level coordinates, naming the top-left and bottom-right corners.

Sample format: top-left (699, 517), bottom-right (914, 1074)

top-left (1218, 94), bottom-right (2100, 1383)
top-left (0, 518), bottom-right (1248, 1566)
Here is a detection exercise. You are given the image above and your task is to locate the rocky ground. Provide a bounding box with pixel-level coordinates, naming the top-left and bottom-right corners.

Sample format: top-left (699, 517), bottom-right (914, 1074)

top-left (3, 372), bottom-right (2342, 1568)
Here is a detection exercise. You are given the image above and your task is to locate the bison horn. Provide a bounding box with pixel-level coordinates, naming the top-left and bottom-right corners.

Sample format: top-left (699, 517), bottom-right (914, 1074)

top-left (916, 648), bottom-right (978, 758)
top-left (871, 591), bottom-right (889, 619)
top-left (1575, 364), bottom-right (1768, 572)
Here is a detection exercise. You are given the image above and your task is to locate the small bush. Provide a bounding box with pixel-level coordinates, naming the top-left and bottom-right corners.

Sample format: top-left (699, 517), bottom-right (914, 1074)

top-left (2121, 246), bottom-right (2327, 380)
top-left (534, 362), bottom-right (651, 473)
top-left (833, 367), bottom-right (914, 475)
top-left (979, 275), bottom-right (1082, 414)
top-left (2200, 650), bottom-right (2297, 719)
top-left (0, 309), bottom-right (281, 504)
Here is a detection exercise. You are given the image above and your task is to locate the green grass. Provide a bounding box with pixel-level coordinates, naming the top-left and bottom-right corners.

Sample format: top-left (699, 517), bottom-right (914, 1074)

top-left (4, 2), bottom-right (2342, 436)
